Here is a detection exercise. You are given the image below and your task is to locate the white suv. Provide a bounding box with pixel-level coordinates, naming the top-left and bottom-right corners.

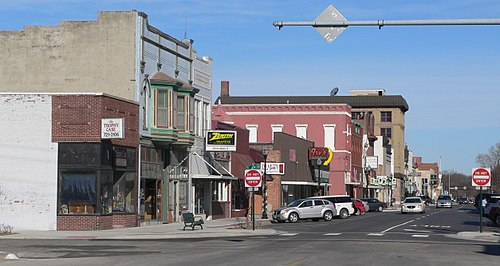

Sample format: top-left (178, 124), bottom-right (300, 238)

top-left (308, 195), bottom-right (355, 219)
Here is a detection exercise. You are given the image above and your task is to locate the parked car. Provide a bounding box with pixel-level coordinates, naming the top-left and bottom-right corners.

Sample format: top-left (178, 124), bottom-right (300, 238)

top-left (436, 195), bottom-right (453, 208)
top-left (488, 206), bottom-right (500, 226)
top-left (474, 192), bottom-right (500, 209)
top-left (309, 195), bottom-right (355, 219)
top-left (483, 196), bottom-right (500, 217)
top-left (360, 198), bottom-right (387, 212)
top-left (272, 199), bottom-right (336, 223)
top-left (351, 199), bottom-right (366, 215)
top-left (419, 195), bottom-right (432, 206)
top-left (401, 197), bottom-right (426, 214)
top-left (359, 199), bottom-right (370, 212)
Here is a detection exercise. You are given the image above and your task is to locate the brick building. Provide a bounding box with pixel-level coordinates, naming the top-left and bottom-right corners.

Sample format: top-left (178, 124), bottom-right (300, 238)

top-left (0, 93), bottom-right (138, 231)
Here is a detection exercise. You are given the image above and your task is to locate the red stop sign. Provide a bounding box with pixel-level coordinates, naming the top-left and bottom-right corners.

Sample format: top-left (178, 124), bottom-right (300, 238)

top-left (245, 169), bottom-right (262, 187)
top-left (472, 167), bottom-right (491, 187)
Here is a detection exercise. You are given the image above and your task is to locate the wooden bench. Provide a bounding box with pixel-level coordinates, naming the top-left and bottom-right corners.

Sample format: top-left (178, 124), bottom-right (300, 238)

top-left (182, 212), bottom-right (204, 231)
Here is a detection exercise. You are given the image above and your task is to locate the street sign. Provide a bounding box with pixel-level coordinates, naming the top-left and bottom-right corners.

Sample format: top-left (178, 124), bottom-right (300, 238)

top-left (245, 169), bottom-right (262, 188)
top-left (472, 167), bottom-right (491, 187)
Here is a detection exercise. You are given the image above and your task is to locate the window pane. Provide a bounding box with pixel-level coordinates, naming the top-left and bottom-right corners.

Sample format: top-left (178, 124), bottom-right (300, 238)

top-left (156, 90), bottom-right (168, 127)
top-left (113, 172), bottom-right (136, 213)
top-left (59, 173), bottom-right (97, 214)
top-left (381, 111), bottom-right (392, 122)
top-left (177, 95), bottom-right (185, 130)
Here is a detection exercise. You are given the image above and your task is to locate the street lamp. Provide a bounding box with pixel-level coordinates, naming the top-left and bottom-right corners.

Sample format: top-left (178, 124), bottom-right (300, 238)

top-left (261, 148), bottom-right (269, 219)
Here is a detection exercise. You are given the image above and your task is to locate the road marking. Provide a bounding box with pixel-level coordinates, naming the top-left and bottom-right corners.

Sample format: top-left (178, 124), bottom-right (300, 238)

top-left (367, 233), bottom-right (384, 236)
top-left (404, 229), bottom-right (431, 233)
top-left (411, 234), bottom-right (429, 238)
top-left (279, 233), bottom-right (298, 236)
top-left (381, 220), bottom-right (414, 233)
top-left (409, 225), bottom-right (418, 227)
top-left (324, 233), bottom-right (342, 236)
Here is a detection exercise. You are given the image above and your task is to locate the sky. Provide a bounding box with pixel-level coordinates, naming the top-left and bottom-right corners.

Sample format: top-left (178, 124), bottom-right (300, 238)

top-left (1, 0), bottom-right (499, 175)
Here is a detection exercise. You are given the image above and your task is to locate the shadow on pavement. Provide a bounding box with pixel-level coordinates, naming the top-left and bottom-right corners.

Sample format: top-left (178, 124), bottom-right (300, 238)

top-left (478, 244), bottom-right (500, 256)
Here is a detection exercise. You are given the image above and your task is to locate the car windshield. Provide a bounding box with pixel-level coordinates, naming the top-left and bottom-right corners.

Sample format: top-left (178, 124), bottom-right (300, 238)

top-left (287, 199), bottom-right (305, 207)
top-left (404, 198), bottom-right (421, 203)
top-left (438, 196), bottom-right (451, 200)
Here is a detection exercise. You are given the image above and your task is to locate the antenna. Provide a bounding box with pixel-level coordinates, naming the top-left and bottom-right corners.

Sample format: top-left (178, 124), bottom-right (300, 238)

top-left (330, 87), bottom-right (339, 96)
top-left (184, 10), bottom-right (188, 39)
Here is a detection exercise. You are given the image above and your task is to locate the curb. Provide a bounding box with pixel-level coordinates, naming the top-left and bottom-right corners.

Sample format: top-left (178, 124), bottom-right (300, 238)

top-left (447, 231), bottom-right (500, 243)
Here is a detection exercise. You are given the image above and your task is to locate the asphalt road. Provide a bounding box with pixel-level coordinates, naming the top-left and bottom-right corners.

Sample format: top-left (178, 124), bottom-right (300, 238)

top-left (1, 205), bottom-right (499, 266)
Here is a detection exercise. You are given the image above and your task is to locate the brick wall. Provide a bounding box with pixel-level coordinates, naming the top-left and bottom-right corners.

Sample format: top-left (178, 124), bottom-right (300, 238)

top-left (52, 94), bottom-right (139, 148)
top-left (57, 214), bottom-right (137, 231)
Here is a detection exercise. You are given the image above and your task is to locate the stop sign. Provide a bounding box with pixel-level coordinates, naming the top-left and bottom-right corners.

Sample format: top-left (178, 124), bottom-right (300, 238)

top-left (472, 167), bottom-right (491, 187)
top-left (245, 169), bottom-right (262, 188)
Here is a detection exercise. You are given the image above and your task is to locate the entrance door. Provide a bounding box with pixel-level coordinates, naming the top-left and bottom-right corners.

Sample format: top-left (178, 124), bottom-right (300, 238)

top-left (144, 179), bottom-right (157, 221)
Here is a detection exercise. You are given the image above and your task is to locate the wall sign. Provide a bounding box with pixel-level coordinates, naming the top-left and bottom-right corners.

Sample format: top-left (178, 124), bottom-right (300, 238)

top-left (101, 118), bottom-right (125, 139)
top-left (205, 130), bottom-right (237, 151)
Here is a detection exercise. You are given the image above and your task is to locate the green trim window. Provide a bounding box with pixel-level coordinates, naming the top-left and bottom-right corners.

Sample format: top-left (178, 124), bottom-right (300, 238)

top-left (177, 95), bottom-right (186, 130)
top-left (156, 89), bottom-right (169, 128)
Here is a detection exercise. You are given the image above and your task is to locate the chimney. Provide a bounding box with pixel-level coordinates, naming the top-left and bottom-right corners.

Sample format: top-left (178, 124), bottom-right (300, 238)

top-left (221, 81), bottom-right (229, 97)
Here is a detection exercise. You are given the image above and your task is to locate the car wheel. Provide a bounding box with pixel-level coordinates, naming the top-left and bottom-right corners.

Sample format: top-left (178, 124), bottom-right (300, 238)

top-left (288, 212), bottom-right (299, 223)
top-left (354, 208), bottom-right (361, 216)
top-left (378, 206), bottom-right (383, 212)
top-left (323, 211), bottom-right (333, 221)
top-left (339, 208), bottom-right (349, 219)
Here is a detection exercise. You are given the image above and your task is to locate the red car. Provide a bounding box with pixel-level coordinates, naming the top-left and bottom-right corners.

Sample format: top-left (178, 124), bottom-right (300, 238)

top-left (352, 199), bottom-right (366, 215)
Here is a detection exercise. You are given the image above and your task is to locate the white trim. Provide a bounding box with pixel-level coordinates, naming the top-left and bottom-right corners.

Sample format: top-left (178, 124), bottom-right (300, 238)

top-left (246, 124), bottom-right (258, 143)
top-left (227, 111), bottom-right (350, 116)
top-left (323, 124), bottom-right (336, 151)
top-left (295, 124), bottom-right (308, 139)
top-left (281, 181), bottom-right (331, 186)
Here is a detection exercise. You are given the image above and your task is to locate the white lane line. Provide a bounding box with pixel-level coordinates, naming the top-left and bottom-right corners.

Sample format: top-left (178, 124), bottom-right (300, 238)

top-left (279, 233), bottom-right (298, 236)
top-left (381, 219), bottom-right (415, 233)
top-left (367, 233), bottom-right (385, 236)
top-left (412, 234), bottom-right (429, 238)
top-left (324, 233), bottom-right (342, 236)
top-left (404, 229), bottom-right (431, 233)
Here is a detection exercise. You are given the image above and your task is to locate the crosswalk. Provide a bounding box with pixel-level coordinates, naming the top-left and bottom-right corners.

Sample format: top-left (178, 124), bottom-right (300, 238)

top-left (278, 232), bottom-right (431, 238)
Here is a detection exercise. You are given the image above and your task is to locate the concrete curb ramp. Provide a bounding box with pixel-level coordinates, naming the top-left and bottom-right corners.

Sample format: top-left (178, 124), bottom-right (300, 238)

top-left (447, 231), bottom-right (500, 243)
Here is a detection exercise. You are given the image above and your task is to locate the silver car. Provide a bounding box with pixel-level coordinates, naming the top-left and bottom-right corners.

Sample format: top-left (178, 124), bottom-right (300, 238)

top-left (436, 195), bottom-right (453, 208)
top-left (401, 197), bottom-right (426, 214)
top-left (272, 199), bottom-right (336, 223)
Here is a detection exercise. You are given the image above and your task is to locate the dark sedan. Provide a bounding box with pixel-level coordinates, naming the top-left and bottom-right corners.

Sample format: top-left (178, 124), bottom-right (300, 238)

top-left (360, 198), bottom-right (387, 212)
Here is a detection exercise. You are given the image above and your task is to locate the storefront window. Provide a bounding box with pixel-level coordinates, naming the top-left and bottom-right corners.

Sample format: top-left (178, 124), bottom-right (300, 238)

top-left (100, 172), bottom-right (113, 214)
top-left (59, 173), bottom-right (97, 214)
top-left (113, 172), bottom-right (136, 213)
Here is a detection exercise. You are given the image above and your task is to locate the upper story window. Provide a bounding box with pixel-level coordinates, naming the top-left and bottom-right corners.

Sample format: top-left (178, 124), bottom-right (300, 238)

top-left (156, 89), bottom-right (169, 128)
top-left (271, 124), bottom-right (283, 141)
top-left (296, 124), bottom-right (307, 139)
top-left (177, 95), bottom-right (186, 131)
top-left (352, 112), bottom-right (364, 120)
top-left (381, 127), bottom-right (392, 139)
top-left (323, 124), bottom-right (336, 151)
top-left (246, 125), bottom-right (258, 143)
top-left (381, 111), bottom-right (392, 122)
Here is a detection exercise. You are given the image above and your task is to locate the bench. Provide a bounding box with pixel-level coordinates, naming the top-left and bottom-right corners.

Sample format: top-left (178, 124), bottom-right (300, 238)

top-left (182, 212), bottom-right (204, 231)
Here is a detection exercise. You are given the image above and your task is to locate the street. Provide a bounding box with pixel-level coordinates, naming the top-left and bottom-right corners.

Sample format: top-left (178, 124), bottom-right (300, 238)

top-left (1, 205), bottom-right (498, 266)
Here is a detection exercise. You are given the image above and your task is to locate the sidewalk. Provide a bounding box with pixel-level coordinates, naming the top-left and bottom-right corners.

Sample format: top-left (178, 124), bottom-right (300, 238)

top-left (0, 217), bottom-right (277, 241)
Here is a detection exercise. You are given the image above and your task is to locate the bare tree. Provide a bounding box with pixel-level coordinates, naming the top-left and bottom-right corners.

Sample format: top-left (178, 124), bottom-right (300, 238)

top-left (475, 142), bottom-right (500, 192)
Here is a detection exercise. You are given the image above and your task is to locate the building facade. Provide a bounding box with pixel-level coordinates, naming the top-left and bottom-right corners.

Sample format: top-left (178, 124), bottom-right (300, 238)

top-left (0, 93), bottom-right (138, 231)
top-left (213, 82), bottom-right (355, 196)
top-left (0, 11), bottom-right (214, 227)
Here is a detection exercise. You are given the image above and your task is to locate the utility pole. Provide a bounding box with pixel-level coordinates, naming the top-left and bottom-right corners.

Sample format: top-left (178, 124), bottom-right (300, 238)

top-left (273, 5), bottom-right (500, 44)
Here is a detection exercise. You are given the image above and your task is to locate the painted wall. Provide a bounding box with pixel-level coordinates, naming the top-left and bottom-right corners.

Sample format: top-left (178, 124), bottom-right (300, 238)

top-left (0, 94), bottom-right (58, 230)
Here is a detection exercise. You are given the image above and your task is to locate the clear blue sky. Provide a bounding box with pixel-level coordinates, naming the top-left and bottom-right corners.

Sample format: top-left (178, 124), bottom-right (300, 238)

top-left (1, 0), bottom-right (499, 174)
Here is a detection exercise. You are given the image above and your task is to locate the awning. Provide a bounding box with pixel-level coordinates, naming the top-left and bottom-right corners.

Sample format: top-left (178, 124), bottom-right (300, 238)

top-left (190, 152), bottom-right (237, 180)
top-left (232, 153), bottom-right (255, 170)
